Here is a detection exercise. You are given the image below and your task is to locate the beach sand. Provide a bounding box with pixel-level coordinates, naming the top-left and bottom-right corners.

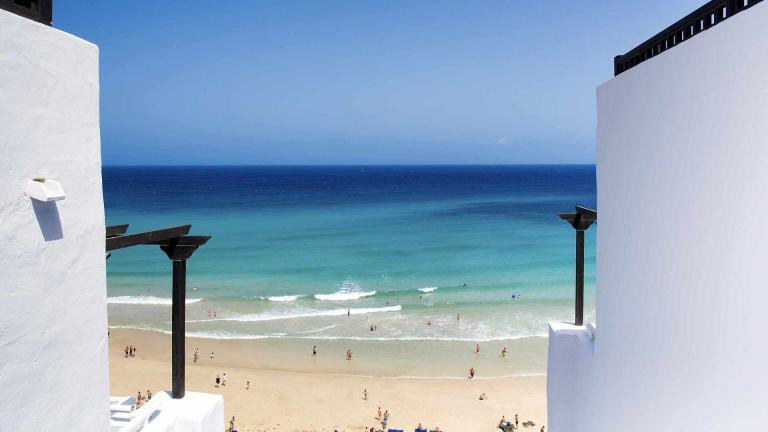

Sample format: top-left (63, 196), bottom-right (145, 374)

top-left (109, 329), bottom-right (547, 432)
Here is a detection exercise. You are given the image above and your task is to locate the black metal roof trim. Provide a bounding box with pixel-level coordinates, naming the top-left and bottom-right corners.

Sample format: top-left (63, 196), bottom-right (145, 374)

top-left (614, 0), bottom-right (763, 76)
top-left (0, 0), bottom-right (52, 26)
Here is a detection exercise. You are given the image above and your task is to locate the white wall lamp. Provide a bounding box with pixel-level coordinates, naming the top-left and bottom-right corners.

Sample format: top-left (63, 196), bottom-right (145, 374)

top-left (25, 177), bottom-right (66, 202)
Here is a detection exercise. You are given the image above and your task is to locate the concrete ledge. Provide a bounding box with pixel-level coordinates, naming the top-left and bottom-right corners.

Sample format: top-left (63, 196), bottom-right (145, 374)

top-left (546, 322), bottom-right (595, 432)
top-left (118, 392), bottom-right (223, 432)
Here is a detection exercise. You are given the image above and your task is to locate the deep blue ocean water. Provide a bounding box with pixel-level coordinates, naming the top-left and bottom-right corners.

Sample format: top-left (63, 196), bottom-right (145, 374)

top-left (105, 165), bottom-right (596, 349)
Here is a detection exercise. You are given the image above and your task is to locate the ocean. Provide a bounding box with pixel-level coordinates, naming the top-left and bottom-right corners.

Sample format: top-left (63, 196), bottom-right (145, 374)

top-left (105, 165), bottom-right (596, 376)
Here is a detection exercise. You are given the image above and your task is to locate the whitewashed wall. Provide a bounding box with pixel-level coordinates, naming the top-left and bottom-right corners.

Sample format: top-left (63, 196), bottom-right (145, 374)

top-left (0, 10), bottom-right (109, 432)
top-left (549, 2), bottom-right (768, 431)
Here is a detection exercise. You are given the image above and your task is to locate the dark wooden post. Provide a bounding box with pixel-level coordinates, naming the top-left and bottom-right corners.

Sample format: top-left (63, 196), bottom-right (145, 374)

top-left (575, 229), bottom-right (585, 326)
top-left (159, 236), bottom-right (211, 399)
top-left (171, 259), bottom-right (187, 398)
top-left (559, 207), bottom-right (596, 326)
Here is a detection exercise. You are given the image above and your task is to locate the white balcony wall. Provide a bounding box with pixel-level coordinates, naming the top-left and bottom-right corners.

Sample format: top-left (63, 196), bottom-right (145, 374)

top-left (546, 323), bottom-right (594, 431)
top-left (0, 10), bottom-right (109, 432)
top-left (549, 2), bottom-right (768, 430)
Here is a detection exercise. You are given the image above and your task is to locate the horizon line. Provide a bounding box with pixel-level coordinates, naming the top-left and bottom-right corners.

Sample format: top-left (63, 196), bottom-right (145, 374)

top-left (102, 163), bottom-right (597, 168)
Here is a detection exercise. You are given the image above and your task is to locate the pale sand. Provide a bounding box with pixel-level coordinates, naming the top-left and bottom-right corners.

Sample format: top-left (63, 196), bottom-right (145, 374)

top-left (109, 329), bottom-right (547, 432)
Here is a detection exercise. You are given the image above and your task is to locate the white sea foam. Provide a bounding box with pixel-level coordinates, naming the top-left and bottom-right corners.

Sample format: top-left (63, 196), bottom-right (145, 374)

top-left (259, 295), bottom-right (304, 302)
top-left (314, 290), bottom-right (376, 301)
top-left (418, 287), bottom-right (438, 293)
top-left (107, 296), bottom-right (203, 305)
top-left (110, 325), bottom-right (547, 342)
top-left (187, 305), bottom-right (401, 323)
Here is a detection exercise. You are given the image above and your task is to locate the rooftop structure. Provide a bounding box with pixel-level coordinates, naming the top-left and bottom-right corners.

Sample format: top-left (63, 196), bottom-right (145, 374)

top-left (548, 1), bottom-right (768, 430)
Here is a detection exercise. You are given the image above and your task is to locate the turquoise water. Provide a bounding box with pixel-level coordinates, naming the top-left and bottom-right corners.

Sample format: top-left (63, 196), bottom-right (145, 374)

top-left (105, 166), bottom-right (596, 355)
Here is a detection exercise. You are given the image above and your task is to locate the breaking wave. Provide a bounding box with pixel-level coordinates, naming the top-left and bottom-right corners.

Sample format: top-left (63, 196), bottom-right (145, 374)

top-left (258, 295), bottom-right (304, 302)
top-left (314, 290), bottom-right (377, 301)
top-left (107, 296), bottom-right (203, 305)
top-left (187, 305), bottom-right (401, 323)
top-left (418, 287), bottom-right (438, 293)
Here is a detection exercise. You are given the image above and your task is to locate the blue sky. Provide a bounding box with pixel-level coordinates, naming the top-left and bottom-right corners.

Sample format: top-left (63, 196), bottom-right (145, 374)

top-left (57, 1), bottom-right (703, 165)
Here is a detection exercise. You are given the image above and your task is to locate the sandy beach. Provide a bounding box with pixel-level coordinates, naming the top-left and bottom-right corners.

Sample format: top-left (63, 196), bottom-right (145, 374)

top-left (109, 328), bottom-right (547, 432)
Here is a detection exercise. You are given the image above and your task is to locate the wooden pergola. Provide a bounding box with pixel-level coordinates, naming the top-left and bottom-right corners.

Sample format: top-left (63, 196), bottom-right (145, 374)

top-left (106, 224), bottom-right (210, 399)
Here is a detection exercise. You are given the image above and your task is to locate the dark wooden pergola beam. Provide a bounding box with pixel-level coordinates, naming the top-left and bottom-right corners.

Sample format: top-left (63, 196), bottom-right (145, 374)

top-left (105, 225), bottom-right (191, 252)
top-left (106, 224), bottom-right (129, 238)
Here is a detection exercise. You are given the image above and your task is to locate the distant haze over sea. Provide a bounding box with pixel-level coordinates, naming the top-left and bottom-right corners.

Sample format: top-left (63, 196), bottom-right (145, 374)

top-left (105, 165), bottom-right (596, 375)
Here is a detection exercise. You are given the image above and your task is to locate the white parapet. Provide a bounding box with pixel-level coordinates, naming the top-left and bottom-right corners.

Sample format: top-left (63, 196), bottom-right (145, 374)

top-left (116, 392), bottom-right (224, 432)
top-left (546, 322), bottom-right (595, 432)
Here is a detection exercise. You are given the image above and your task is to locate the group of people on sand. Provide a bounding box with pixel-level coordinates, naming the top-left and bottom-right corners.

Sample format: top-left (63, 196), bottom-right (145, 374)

top-left (192, 347), bottom-right (216, 363)
top-left (124, 345), bottom-right (137, 357)
top-left (374, 407), bottom-right (390, 430)
top-left (311, 345), bottom-right (356, 361)
top-left (499, 414), bottom-right (544, 432)
top-left (134, 389), bottom-right (152, 408)
top-left (214, 372), bottom-right (228, 388)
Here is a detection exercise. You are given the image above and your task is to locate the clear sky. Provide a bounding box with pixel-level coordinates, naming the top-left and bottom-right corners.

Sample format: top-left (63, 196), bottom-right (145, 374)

top-left (56, 1), bottom-right (703, 165)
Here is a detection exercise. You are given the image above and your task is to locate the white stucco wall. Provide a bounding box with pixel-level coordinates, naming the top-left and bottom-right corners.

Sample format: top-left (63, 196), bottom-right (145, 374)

top-left (0, 9), bottom-right (109, 432)
top-left (548, 3), bottom-right (768, 431)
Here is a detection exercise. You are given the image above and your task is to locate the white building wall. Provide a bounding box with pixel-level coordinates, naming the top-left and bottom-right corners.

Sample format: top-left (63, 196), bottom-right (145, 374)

top-left (0, 10), bottom-right (109, 432)
top-left (548, 2), bottom-right (768, 431)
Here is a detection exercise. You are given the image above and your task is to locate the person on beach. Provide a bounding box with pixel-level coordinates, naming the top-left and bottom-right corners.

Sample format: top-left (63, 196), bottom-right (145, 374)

top-left (222, 372), bottom-right (227, 386)
top-left (215, 375), bottom-right (220, 388)
top-left (194, 348), bottom-right (199, 363)
top-left (347, 309), bottom-right (351, 316)
top-left (132, 346), bottom-right (136, 356)
top-left (312, 345), bottom-right (317, 356)
top-left (210, 352), bottom-right (215, 359)
top-left (515, 414), bottom-right (519, 427)
top-left (376, 407), bottom-right (382, 419)
top-left (540, 427), bottom-right (545, 432)
top-left (469, 367), bottom-right (475, 379)
top-left (501, 347), bottom-right (507, 358)
top-left (479, 393), bottom-right (487, 400)
top-left (370, 324), bottom-right (374, 332)
top-left (363, 388), bottom-right (367, 400)
top-left (475, 343), bottom-right (480, 354)
top-left (346, 349), bottom-right (353, 360)
top-left (228, 416), bottom-right (236, 432)
top-left (246, 380), bottom-right (250, 390)
top-left (427, 319), bottom-right (432, 326)
top-left (457, 313), bottom-right (461, 321)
